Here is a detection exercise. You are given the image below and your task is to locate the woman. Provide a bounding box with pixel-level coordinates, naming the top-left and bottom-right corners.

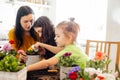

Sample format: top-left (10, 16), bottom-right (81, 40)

top-left (8, 6), bottom-right (38, 52)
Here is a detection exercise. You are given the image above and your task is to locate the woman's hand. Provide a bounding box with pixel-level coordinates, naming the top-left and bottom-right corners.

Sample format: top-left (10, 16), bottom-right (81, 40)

top-left (21, 52), bottom-right (27, 63)
top-left (17, 50), bottom-right (28, 63)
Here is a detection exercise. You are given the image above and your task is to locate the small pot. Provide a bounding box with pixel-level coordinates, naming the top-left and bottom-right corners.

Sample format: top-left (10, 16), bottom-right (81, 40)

top-left (26, 55), bottom-right (40, 66)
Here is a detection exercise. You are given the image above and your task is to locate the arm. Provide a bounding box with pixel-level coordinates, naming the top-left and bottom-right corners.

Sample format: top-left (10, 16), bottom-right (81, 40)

top-left (34, 42), bottom-right (64, 54)
top-left (27, 56), bottom-right (59, 71)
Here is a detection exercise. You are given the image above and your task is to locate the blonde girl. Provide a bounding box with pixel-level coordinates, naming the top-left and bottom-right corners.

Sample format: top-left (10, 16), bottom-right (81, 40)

top-left (27, 18), bottom-right (89, 71)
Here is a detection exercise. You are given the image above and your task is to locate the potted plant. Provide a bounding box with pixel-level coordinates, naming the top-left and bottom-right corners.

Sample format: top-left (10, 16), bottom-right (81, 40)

top-left (63, 52), bottom-right (118, 80)
top-left (26, 45), bottom-right (40, 66)
top-left (0, 40), bottom-right (26, 80)
top-left (58, 52), bottom-right (80, 80)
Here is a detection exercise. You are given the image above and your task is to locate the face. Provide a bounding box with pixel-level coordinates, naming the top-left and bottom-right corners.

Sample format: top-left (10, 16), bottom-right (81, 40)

top-left (20, 14), bottom-right (34, 31)
top-left (34, 27), bottom-right (42, 37)
top-left (54, 28), bottom-right (69, 47)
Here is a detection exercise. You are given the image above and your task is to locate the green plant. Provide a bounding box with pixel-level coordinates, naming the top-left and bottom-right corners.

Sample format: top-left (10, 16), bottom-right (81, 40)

top-left (58, 52), bottom-right (80, 67)
top-left (63, 52), bottom-right (117, 80)
top-left (26, 46), bottom-right (38, 55)
top-left (0, 55), bottom-right (25, 72)
top-left (63, 66), bottom-right (92, 80)
top-left (86, 52), bottom-right (111, 71)
top-left (0, 51), bottom-right (6, 60)
top-left (0, 40), bottom-right (25, 72)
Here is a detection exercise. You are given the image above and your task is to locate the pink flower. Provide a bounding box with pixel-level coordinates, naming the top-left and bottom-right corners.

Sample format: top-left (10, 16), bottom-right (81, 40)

top-left (85, 68), bottom-right (102, 76)
top-left (114, 71), bottom-right (118, 78)
top-left (17, 50), bottom-right (25, 54)
top-left (2, 43), bottom-right (13, 52)
top-left (63, 52), bottom-right (72, 57)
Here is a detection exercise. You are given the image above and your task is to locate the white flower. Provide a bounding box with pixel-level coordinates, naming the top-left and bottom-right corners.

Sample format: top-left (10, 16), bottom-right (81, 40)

top-left (103, 73), bottom-right (115, 80)
top-left (85, 67), bottom-right (102, 76)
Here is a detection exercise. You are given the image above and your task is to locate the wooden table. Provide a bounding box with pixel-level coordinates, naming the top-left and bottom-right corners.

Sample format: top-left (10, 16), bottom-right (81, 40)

top-left (27, 67), bottom-right (59, 80)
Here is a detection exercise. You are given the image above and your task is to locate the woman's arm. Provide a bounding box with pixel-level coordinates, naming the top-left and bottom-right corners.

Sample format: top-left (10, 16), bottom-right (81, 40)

top-left (34, 42), bottom-right (64, 54)
top-left (27, 56), bottom-right (58, 71)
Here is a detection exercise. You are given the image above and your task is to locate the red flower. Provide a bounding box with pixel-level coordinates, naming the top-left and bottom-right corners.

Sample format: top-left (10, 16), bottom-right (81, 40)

top-left (69, 71), bottom-right (78, 80)
top-left (9, 40), bottom-right (14, 44)
top-left (97, 75), bottom-right (105, 80)
top-left (94, 51), bottom-right (105, 60)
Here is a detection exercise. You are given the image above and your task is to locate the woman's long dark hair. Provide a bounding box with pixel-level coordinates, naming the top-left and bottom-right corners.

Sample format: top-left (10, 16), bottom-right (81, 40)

top-left (33, 16), bottom-right (55, 44)
top-left (15, 6), bottom-right (38, 49)
top-left (32, 16), bottom-right (56, 59)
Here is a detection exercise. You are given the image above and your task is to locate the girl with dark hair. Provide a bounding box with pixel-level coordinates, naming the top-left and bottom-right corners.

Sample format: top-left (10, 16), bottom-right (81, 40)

top-left (8, 6), bottom-right (38, 51)
top-left (33, 16), bottom-right (63, 59)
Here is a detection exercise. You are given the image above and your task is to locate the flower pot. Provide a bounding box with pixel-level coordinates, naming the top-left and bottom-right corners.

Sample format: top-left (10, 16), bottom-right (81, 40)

top-left (26, 55), bottom-right (40, 66)
top-left (60, 66), bottom-right (73, 80)
top-left (0, 67), bottom-right (27, 80)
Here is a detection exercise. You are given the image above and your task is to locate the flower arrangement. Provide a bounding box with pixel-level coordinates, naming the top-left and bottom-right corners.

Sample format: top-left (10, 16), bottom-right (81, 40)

top-left (65, 66), bottom-right (117, 80)
top-left (86, 51), bottom-right (111, 71)
top-left (63, 51), bottom-right (119, 80)
top-left (26, 45), bottom-right (45, 56)
top-left (59, 52), bottom-right (81, 80)
top-left (0, 40), bottom-right (25, 72)
top-left (58, 52), bottom-right (80, 67)
top-left (26, 45), bottom-right (38, 55)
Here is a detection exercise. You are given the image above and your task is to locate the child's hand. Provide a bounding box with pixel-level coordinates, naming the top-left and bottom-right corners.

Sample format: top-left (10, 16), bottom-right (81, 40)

top-left (34, 42), bottom-right (40, 49)
top-left (32, 42), bottom-right (40, 52)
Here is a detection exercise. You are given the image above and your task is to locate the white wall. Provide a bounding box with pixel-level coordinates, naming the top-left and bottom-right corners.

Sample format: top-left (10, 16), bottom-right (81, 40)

top-left (0, 0), bottom-right (56, 41)
top-left (106, 0), bottom-right (120, 70)
top-left (46, 0), bottom-right (56, 24)
top-left (106, 0), bottom-right (120, 41)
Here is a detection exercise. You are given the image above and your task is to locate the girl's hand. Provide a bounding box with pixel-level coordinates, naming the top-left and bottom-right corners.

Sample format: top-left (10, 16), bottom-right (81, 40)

top-left (34, 42), bottom-right (41, 49)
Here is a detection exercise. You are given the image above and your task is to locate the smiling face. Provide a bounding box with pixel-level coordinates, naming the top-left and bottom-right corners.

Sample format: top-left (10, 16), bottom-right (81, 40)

top-left (20, 14), bottom-right (34, 31)
top-left (34, 27), bottom-right (42, 37)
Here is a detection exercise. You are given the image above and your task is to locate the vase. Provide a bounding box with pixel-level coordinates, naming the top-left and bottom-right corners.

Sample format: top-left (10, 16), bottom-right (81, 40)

top-left (0, 67), bottom-right (27, 80)
top-left (26, 55), bottom-right (40, 66)
top-left (60, 66), bottom-right (73, 80)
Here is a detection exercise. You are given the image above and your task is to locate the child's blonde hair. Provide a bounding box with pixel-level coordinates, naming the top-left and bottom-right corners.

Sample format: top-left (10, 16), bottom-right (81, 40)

top-left (56, 18), bottom-right (80, 41)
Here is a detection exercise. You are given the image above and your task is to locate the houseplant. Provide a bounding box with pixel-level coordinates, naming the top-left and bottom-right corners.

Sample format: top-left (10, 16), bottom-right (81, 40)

top-left (0, 40), bottom-right (26, 80)
top-left (58, 52), bottom-right (80, 80)
top-left (63, 51), bottom-right (118, 80)
top-left (86, 51), bottom-right (111, 72)
top-left (26, 45), bottom-right (41, 66)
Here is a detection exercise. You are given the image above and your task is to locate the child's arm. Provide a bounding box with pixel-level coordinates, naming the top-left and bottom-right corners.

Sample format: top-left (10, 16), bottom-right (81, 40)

top-left (27, 56), bottom-right (58, 71)
top-left (34, 42), bottom-right (64, 54)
